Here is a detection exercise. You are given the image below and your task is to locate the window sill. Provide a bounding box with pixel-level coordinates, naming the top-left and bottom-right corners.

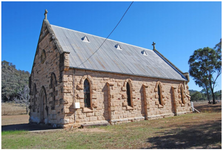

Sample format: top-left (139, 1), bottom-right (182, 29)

top-left (126, 106), bottom-right (134, 110)
top-left (83, 107), bottom-right (93, 113)
top-left (158, 104), bottom-right (164, 108)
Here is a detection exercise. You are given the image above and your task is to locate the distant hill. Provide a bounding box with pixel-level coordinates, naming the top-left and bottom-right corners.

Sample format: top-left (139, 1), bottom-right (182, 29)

top-left (2, 60), bottom-right (30, 103)
top-left (189, 89), bottom-right (198, 95)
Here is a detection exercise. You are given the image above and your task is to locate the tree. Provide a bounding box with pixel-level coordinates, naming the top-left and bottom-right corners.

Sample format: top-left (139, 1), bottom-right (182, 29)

top-left (190, 91), bottom-right (204, 101)
top-left (188, 47), bottom-right (221, 104)
top-left (200, 88), bottom-right (211, 100)
top-left (214, 90), bottom-right (221, 100)
top-left (2, 60), bottom-right (30, 103)
top-left (214, 39), bottom-right (221, 52)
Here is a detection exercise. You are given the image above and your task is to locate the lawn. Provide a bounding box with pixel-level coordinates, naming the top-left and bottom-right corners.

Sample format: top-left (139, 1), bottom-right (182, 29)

top-left (1, 103), bottom-right (221, 149)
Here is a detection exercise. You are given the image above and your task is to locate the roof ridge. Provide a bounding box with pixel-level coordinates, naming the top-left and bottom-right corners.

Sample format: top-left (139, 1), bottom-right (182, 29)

top-left (51, 24), bottom-right (153, 52)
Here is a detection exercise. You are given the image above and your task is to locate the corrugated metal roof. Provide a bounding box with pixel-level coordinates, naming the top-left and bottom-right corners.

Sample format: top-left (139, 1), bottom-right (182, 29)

top-left (51, 24), bottom-right (187, 81)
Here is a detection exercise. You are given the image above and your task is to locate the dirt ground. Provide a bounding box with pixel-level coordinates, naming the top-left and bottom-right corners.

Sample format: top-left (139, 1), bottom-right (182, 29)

top-left (1, 115), bottom-right (61, 131)
top-left (1, 103), bottom-right (28, 115)
top-left (1, 115), bottom-right (29, 126)
top-left (194, 101), bottom-right (221, 113)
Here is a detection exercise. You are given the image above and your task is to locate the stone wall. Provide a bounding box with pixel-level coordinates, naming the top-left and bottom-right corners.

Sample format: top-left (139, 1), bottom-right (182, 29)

top-left (63, 68), bottom-right (191, 126)
top-left (29, 21), bottom-right (66, 127)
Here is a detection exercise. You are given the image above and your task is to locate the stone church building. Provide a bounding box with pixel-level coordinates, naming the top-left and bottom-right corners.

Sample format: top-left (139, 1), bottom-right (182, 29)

top-left (29, 11), bottom-right (191, 128)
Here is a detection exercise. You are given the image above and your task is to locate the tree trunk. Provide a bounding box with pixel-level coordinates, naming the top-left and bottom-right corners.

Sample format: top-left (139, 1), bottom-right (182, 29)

top-left (211, 87), bottom-right (216, 104)
top-left (206, 89), bottom-right (210, 102)
top-left (204, 85), bottom-right (210, 102)
top-left (208, 74), bottom-right (216, 104)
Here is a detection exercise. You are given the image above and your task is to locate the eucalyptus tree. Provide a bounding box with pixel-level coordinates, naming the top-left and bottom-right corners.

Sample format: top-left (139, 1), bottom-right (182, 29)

top-left (188, 47), bottom-right (221, 104)
top-left (214, 39), bottom-right (221, 52)
top-left (2, 60), bottom-right (30, 102)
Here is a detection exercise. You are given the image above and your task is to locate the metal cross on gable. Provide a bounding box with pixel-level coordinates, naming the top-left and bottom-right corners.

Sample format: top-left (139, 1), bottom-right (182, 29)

top-left (152, 42), bottom-right (156, 50)
top-left (44, 9), bottom-right (48, 20)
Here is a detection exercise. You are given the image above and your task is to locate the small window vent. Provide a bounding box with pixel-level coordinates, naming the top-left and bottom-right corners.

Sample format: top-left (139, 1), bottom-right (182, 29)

top-left (81, 36), bottom-right (90, 43)
top-left (115, 44), bottom-right (122, 50)
top-left (141, 50), bottom-right (148, 56)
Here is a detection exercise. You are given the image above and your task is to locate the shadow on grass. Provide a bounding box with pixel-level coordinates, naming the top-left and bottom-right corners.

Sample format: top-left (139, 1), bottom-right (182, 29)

top-left (2, 123), bottom-right (62, 132)
top-left (145, 119), bottom-right (221, 149)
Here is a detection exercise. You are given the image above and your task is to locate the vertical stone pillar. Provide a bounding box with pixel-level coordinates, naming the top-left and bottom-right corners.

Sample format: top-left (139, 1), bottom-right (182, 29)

top-left (107, 82), bottom-right (114, 124)
top-left (59, 52), bottom-right (70, 72)
top-left (143, 84), bottom-right (148, 120)
top-left (171, 86), bottom-right (177, 116)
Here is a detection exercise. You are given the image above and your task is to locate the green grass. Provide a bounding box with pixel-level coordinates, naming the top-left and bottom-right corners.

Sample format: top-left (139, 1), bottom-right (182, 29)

top-left (2, 110), bottom-right (221, 149)
top-left (2, 130), bottom-right (27, 135)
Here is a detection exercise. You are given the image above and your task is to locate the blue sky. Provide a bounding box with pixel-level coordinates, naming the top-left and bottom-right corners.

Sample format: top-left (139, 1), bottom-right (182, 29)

top-left (1, 1), bottom-right (221, 91)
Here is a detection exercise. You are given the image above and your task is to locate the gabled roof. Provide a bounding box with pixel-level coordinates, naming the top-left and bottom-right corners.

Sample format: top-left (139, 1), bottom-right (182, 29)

top-left (48, 22), bottom-right (187, 81)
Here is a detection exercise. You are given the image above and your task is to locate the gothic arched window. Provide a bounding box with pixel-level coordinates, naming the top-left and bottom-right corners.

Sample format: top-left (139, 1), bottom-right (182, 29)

top-left (126, 82), bottom-right (132, 106)
top-left (40, 86), bottom-right (47, 123)
top-left (158, 84), bottom-right (163, 105)
top-left (50, 73), bottom-right (57, 110)
top-left (181, 86), bottom-right (185, 104)
top-left (84, 79), bottom-right (91, 108)
top-left (41, 49), bottom-right (46, 64)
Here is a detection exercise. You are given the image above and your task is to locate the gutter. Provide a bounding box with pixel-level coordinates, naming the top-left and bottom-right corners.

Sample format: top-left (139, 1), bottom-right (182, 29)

top-left (69, 66), bottom-right (187, 82)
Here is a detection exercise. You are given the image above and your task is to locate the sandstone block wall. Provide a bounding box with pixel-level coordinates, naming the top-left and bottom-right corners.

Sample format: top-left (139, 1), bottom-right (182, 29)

top-left (29, 22), bottom-right (66, 126)
top-left (63, 69), bottom-right (191, 126)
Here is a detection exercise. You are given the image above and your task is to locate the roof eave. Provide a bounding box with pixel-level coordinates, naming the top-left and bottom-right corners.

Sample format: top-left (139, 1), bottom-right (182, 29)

top-left (70, 66), bottom-right (187, 82)
top-left (153, 49), bottom-right (188, 81)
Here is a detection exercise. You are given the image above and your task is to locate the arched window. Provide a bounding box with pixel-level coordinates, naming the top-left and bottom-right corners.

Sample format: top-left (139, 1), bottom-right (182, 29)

top-left (84, 79), bottom-right (91, 108)
top-left (181, 86), bottom-right (185, 104)
top-left (158, 84), bottom-right (162, 105)
top-left (40, 86), bottom-right (47, 123)
top-left (41, 49), bottom-right (46, 64)
top-left (126, 82), bottom-right (132, 106)
top-left (50, 73), bottom-right (57, 110)
top-left (50, 73), bottom-right (57, 88)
